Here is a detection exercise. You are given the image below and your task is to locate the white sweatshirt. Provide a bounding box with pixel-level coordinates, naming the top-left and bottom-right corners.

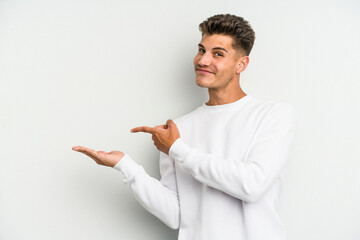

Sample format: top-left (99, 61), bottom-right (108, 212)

top-left (114, 94), bottom-right (297, 240)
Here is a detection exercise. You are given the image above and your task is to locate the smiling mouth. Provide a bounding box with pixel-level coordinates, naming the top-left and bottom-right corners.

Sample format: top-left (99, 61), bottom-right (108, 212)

top-left (196, 68), bottom-right (215, 74)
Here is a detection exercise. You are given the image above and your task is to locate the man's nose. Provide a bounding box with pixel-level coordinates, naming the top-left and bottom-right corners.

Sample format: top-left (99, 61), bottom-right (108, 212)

top-left (197, 53), bottom-right (211, 66)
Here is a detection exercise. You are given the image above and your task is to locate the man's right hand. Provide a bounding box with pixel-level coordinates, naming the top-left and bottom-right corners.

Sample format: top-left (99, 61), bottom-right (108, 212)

top-left (72, 146), bottom-right (124, 167)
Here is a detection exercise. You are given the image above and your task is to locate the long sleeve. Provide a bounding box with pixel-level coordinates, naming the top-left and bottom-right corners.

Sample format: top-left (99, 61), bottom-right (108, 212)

top-left (113, 152), bottom-right (180, 229)
top-left (169, 104), bottom-right (297, 203)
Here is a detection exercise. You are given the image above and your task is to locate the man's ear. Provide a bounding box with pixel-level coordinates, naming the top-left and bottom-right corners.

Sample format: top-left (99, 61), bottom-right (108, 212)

top-left (236, 56), bottom-right (250, 75)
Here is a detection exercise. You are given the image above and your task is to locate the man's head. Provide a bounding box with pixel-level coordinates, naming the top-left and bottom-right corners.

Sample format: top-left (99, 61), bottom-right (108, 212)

top-left (194, 14), bottom-right (255, 90)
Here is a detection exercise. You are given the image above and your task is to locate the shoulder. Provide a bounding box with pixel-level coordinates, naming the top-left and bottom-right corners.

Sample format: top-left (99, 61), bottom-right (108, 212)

top-left (246, 95), bottom-right (297, 120)
top-left (247, 96), bottom-right (298, 134)
top-left (172, 105), bottom-right (203, 125)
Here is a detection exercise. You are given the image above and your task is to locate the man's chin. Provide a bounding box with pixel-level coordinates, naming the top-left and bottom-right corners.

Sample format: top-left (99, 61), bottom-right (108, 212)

top-left (196, 79), bottom-right (211, 88)
top-left (196, 83), bottom-right (210, 88)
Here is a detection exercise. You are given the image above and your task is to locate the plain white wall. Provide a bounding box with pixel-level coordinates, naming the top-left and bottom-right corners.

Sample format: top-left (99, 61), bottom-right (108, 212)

top-left (1, 0), bottom-right (359, 239)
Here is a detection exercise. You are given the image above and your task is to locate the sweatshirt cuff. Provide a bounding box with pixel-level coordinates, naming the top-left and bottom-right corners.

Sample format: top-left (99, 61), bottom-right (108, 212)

top-left (113, 154), bottom-right (142, 184)
top-left (169, 138), bottom-right (191, 163)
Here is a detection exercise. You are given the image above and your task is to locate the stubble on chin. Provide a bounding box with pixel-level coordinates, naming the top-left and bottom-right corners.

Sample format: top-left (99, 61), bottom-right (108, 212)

top-left (195, 75), bottom-right (211, 88)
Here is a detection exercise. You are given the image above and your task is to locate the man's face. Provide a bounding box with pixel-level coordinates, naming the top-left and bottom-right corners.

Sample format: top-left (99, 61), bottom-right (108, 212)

top-left (193, 34), bottom-right (241, 89)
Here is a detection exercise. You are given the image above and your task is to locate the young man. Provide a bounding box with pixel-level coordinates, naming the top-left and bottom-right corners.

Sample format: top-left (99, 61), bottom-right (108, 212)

top-left (73, 14), bottom-right (297, 240)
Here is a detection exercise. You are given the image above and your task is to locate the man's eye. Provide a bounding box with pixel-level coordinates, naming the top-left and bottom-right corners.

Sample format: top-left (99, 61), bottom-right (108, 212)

top-left (198, 49), bottom-right (205, 53)
top-left (215, 52), bottom-right (223, 57)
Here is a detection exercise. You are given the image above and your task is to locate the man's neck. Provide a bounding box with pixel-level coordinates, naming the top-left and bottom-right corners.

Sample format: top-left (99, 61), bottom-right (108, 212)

top-left (205, 81), bottom-right (246, 106)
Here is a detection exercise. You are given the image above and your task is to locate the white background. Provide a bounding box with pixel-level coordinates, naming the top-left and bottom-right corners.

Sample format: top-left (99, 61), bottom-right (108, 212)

top-left (1, 0), bottom-right (359, 239)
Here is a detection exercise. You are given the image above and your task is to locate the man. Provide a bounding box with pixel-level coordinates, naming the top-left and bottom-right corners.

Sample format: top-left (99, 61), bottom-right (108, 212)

top-left (73, 14), bottom-right (297, 240)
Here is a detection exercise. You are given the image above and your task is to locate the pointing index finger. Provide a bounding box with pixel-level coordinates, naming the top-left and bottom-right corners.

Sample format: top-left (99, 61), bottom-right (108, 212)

top-left (131, 126), bottom-right (156, 134)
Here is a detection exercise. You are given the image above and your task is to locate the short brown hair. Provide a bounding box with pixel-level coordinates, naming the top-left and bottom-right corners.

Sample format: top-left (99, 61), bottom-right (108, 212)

top-left (199, 14), bottom-right (255, 56)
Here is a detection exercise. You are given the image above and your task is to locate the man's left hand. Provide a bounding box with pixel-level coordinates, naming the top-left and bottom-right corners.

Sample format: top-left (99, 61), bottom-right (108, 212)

top-left (131, 119), bottom-right (180, 155)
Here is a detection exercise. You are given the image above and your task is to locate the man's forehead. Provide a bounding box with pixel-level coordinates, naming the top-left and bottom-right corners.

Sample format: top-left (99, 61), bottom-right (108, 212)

top-left (199, 34), bottom-right (235, 49)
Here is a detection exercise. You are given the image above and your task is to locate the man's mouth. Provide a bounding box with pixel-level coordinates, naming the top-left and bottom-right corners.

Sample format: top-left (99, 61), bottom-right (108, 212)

top-left (196, 68), bottom-right (215, 74)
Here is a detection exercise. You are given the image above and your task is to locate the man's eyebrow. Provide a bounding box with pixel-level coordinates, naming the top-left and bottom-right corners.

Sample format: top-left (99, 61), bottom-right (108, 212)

top-left (197, 44), bottom-right (228, 53)
top-left (213, 47), bottom-right (228, 53)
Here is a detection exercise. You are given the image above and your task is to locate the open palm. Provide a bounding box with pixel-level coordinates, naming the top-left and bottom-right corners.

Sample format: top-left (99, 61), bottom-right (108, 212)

top-left (72, 146), bottom-right (124, 167)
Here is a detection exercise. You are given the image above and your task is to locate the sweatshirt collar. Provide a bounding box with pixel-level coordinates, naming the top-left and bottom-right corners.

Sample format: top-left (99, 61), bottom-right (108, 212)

top-left (200, 94), bottom-right (251, 111)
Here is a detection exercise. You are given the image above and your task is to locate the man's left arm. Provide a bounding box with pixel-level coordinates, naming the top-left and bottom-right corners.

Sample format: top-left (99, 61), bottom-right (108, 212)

top-left (170, 105), bottom-right (297, 202)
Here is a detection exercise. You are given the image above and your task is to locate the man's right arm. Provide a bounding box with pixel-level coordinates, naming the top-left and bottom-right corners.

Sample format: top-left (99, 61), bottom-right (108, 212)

top-left (113, 152), bottom-right (180, 229)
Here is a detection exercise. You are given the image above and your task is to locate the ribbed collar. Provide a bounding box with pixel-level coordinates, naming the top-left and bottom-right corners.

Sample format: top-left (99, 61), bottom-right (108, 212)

top-left (200, 94), bottom-right (252, 111)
